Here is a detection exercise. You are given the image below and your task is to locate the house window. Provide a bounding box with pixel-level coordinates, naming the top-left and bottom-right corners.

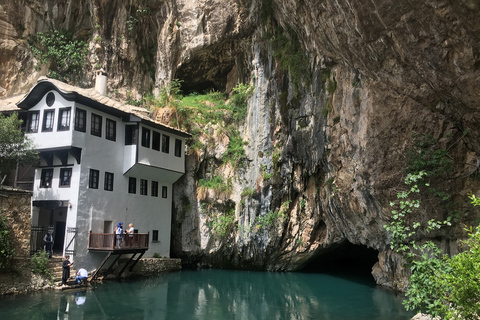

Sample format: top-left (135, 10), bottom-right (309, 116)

top-left (91, 113), bottom-right (102, 137)
top-left (106, 119), bottom-right (116, 141)
top-left (40, 169), bottom-right (53, 188)
top-left (27, 111), bottom-right (40, 133)
top-left (161, 134), bottom-right (170, 153)
top-left (89, 169), bottom-right (99, 189)
top-left (74, 108), bottom-right (86, 132)
top-left (125, 125), bottom-right (138, 145)
top-left (162, 186), bottom-right (168, 198)
top-left (104, 172), bottom-right (114, 191)
top-left (152, 230), bottom-right (159, 242)
top-left (57, 107), bottom-right (71, 131)
top-left (59, 168), bottom-right (72, 187)
top-left (46, 92), bottom-right (55, 106)
top-left (140, 179), bottom-right (148, 196)
top-left (141, 128), bottom-right (150, 148)
top-left (42, 110), bottom-right (55, 132)
top-left (174, 139), bottom-right (182, 157)
top-left (152, 131), bottom-right (160, 151)
top-left (151, 181), bottom-right (158, 197)
top-left (128, 177), bottom-right (136, 194)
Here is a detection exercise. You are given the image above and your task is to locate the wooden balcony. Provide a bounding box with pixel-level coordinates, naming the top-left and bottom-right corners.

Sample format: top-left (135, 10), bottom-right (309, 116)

top-left (88, 231), bottom-right (149, 253)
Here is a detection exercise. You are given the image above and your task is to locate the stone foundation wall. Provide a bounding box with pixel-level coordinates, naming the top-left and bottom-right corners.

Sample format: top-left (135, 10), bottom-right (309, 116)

top-left (115, 258), bottom-right (182, 278)
top-left (0, 187), bottom-right (32, 258)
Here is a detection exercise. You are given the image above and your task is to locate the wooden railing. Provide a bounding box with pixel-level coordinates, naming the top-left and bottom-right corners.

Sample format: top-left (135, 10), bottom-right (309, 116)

top-left (88, 232), bottom-right (149, 251)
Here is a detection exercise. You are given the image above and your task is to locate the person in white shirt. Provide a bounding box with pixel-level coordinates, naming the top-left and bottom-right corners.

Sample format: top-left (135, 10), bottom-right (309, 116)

top-left (75, 268), bottom-right (88, 284)
top-left (125, 223), bottom-right (135, 247)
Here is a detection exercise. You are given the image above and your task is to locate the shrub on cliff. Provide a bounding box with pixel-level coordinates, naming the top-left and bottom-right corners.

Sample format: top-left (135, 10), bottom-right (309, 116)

top-left (29, 29), bottom-right (87, 83)
top-left (0, 214), bottom-right (15, 271)
top-left (390, 189), bottom-right (480, 319)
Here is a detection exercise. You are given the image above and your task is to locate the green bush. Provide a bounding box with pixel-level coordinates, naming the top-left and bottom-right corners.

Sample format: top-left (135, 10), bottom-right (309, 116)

top-left (209, 209), bottom-right (235, 238)
top-left (198, 176), bottom-right (232, 194)
top-left (254, 200), bottom-right (290, 232)
top-left (224, 129), bottom-right (247, 167)
top-left (0, 214), bottom-right (15, 271)
top-left (30, 251), bottom-right (51, 276)
top-left (30, 29), bottom-right (87, 83)
top-left (241, 187), bottom-right (255, 197)
top-left (439, 226), bottom-right (480, 320)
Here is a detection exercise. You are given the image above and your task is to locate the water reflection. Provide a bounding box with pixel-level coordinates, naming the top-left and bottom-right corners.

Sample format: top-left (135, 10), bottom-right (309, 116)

top-left (0, 270), bottom-right (413, 320)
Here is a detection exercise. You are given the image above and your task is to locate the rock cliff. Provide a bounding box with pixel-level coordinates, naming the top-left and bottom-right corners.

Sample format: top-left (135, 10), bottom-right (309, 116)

top-left (1, 0), bottom-right (480, 291)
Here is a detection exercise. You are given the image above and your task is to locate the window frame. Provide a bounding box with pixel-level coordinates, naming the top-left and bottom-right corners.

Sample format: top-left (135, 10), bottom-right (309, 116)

top-left (161, 134), bottom-right (170, 153)
top-left (128, 177), bottom-right (137, 194)
top-left (59, 168), bottom-right (72, 187)
top-left (152, 131), bottom-right (161, 151)
top-left (125, 125), bottom-right (138, 145)
top-left (91, 113), bottom-right (102, 137)
top-left (104, 172), bottom-right (114, 191)
top-left (46, 92), bottom-right (55, 106)
top-left (141, 127), bottom-right (151, 148)
top-left (27, 111), bottom-right (40, 133)
top-left (40, 168), bottom-right (53, 188)
top-left (74, 108), bottom-right (86, 132)
top-left (152, 230), bottom-right (159, 242)
top-left (140, 179), bottom-right (148, 196)
top-left (162, 186), bottom-right (168, 198)
top-left (42, 110), bottom-right (55, 132)
top-left (106, 118), bottom-right (116, 141)
top-left (57, 107), bottom-right (72, 131)
top-left (151, 181), bottom-right (159, 197)
top-left (174, 138), bottom-right (182, 157)
top-left (89, 169), bottom-right (99, 189)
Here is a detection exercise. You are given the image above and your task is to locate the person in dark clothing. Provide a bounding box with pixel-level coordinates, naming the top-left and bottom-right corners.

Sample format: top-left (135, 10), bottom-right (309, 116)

top-left (62, 255), bottom-right (73, 287)
top-left (43, 229), bottom-right (54, 258)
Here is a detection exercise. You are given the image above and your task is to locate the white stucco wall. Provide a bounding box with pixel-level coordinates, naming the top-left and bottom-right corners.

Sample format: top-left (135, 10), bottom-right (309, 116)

top-left (25, 88), bottom-right (187, 271)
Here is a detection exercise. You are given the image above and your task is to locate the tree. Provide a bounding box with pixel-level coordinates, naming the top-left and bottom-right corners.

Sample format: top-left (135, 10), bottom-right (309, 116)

top-left (0, 113), bottom-right (38, 185)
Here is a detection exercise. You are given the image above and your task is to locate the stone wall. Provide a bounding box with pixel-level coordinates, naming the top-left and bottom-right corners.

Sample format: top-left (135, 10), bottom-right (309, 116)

top-left (115, 258), bottom-right (182, 278)
top-left (0, 187), bottom-right (32, 258)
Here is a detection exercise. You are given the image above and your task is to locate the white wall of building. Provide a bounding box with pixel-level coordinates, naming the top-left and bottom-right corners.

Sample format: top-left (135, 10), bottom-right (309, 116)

top-left (24, 87), bottom-right (187, 271)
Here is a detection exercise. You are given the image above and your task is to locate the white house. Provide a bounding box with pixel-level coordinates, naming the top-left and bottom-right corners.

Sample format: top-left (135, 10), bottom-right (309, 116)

top-left (13, 75), bottom-right (189, 271)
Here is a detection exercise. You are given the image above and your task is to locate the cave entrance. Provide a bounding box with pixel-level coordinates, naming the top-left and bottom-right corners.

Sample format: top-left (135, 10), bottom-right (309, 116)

top-left (301, 241), bottom-right (379, 280)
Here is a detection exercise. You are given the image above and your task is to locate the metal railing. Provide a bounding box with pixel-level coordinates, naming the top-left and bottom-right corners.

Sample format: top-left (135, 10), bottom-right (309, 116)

top-left (88, 232), bottom-right (149, 251)
top-left (30, 225), bottom-right (45, 255)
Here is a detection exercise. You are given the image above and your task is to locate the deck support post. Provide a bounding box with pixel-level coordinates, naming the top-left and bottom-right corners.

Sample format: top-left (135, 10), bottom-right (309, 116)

top-left (89, 252), bottom-right (112, 282)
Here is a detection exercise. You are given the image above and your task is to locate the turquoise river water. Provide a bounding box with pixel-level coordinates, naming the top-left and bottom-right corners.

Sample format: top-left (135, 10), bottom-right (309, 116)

top-left (0, 269), bottom-right (414, 319)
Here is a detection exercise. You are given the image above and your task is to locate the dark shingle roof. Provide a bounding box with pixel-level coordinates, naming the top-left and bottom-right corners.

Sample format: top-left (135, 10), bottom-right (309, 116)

top-left (1, 77), bottom-right (190, 137)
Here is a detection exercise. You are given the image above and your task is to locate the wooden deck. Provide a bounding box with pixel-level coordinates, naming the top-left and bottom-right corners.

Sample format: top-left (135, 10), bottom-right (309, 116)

top-left (88, 232), bottom-right (149, 252)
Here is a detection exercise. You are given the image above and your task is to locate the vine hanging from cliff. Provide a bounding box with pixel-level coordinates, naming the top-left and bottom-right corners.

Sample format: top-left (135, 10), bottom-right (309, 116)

top-left (270, 27), bottom-right (311, 92)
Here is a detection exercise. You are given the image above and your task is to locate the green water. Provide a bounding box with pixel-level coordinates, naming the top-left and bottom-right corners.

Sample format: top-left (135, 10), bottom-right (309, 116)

top-left (0, 269), bottom-right (414, 319)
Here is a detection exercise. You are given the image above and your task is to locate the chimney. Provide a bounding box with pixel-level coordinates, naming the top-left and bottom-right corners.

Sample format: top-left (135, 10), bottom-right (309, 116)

top-left (95, 69), bottom-right (107, 96)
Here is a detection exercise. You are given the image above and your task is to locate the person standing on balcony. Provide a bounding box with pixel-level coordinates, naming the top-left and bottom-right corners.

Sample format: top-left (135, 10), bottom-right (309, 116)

top-left (125, 223), bottom-right (134, 247)
top-left (115, 222), bottom-right (124, 248)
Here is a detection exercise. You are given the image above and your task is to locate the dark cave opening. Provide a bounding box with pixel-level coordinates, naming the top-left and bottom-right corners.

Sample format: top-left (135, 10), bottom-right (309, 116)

top-left (300, 241), bottom-right (379, 280)
top-left (179, 80), bottom-right (220, 95)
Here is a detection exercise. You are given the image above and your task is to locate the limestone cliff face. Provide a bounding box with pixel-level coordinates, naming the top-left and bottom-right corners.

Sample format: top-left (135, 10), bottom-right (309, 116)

top-left (1, 0), bottom-right (480, 291)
